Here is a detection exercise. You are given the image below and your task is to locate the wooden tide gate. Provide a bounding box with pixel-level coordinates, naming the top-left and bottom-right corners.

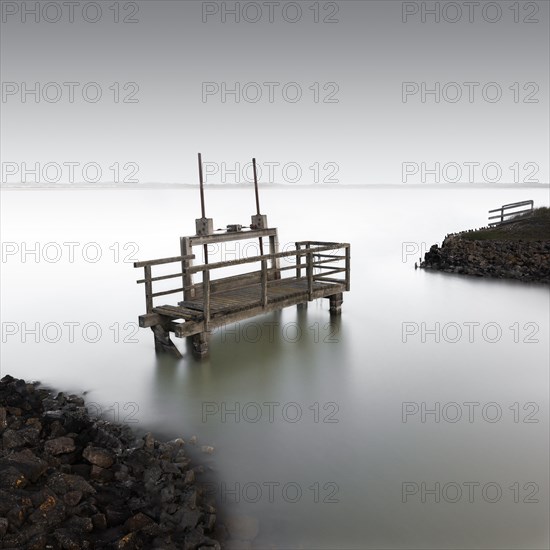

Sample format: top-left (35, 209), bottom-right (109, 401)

top-left (134, 154), bottom-right (351, 357)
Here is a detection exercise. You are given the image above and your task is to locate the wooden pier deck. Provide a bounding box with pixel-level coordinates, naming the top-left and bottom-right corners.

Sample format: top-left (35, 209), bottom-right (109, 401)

top-left (135, 235), bottom-right (350, 356)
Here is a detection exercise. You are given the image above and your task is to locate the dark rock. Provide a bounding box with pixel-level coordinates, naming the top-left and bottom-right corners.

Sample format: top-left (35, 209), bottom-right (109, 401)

top-left (2, 428), bottom-right (25, 449)
top-left (46, 472), bottom-right (95, 496)
top-left (0, 465), bottom-right (28, 490)
top-left (124, 512), bottom-right (154, 532)
top-left (90, 464), bottom-right (114, 482)
top-left (82, 446), bottom-right (115, 468)
top-left (64, 514), bottom-right (94, 533)
top-left (63, 490), bottom-right (83, 506)
top-left (92, 512), bottom-right (107, 530)
top-left (1, 448), bottom-right (48, 482)
top-left (7, 504), bottom-right (27, 528)
top-left (0, 516), bottom-right (8, 538)
top-left (70, 463), bottom-right (91, 479)
top-left (44, 436), bottom-right (76, 455)
top-left (53, 528), bottom-right (82, 549)
top-left (104, 503), bottom-right (132, 527)
top-left (0, 407), bottom-right (7, 432)
top-left (28, 491), bottom-right (66, 527)
top-left (144, 432), bottom-right (155, 450)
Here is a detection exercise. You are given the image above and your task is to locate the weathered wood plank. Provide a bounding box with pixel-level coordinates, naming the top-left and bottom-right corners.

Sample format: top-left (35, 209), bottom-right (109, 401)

top-left (189, 228), bottom-right (277, 246)
top-left (137, 272), bottom-right (183, 284)
top-left (173, 284), bottom-right (346, 338)
top-left (187, 243), bottom-right (348, 274)
top-left (152, 287), bottom-right (185, 298)
top-left (134, 255), bottom-right (194, 268)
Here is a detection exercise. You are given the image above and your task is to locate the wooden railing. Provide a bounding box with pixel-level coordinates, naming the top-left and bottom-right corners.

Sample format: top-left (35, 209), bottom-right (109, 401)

top-left (135, 242), bottom-right (350, 330)
top-left (488, 200), bottom-right (534, 227)
top-left (134, 255), bottom-right (195, 313)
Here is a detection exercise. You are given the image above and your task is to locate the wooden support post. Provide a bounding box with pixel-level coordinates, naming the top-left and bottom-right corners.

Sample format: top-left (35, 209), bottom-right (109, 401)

top-left (191, 332), bottom-right (209, 356)
top-left (144, 265), bottom-right (153, 313)
top-left (345, 245), bottom-right (351, 292)
top-left (261, 259), bottom-right (268, 307)
top-left (152, 324), bottom-right (182, 358)
top-left (203, 270), bottom-right (211, 330)
top-left (180, 237), bottom-right (194, 299)
top-left (296, 243), bottom-right (302, 279)
top-left (306, 247), bottom-right (313, 301)
top-left (269, 231), bottom-right (281, 280)
top-left (328, 293), bottom-right (343, 315)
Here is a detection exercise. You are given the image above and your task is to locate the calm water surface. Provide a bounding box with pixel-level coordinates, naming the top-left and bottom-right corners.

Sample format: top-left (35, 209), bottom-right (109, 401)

top-left (1, 187), bottom-right (549, 549)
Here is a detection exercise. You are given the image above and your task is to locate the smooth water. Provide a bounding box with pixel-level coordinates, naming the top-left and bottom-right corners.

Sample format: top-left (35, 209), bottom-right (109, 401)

top-left (1, 187), bottom-right (549, 549)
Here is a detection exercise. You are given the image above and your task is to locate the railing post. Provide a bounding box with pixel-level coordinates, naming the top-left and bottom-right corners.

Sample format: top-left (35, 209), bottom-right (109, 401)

top-left (180, 237), bottom-right (194, 300)
top-left (203, 269), bottom-right (210, 330)
top-left (261, 259), bottom-right (268, 307)
top-left (296, 243), bottom-right (302, 278)
top-left (306, 248), bottom-right (313, 301)
top-left (345, 245), bottom-right (350, 291)
top-left (269, 231), bottom-right (281, 280)
top-left (144, 265), bottom-right (153, 313)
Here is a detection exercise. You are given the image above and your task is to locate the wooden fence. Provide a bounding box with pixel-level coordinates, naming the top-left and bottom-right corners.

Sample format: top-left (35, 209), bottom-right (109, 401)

top-left (488, 200), bottom-right (534, 227)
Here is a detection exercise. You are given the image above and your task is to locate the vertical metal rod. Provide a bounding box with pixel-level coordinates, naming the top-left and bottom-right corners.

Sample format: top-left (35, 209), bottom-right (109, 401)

top-left (198, 153), bottom-right (209, 265)
top-left (252, 158), bottom-right (261, 215)
top-left (198, 152), bottom-right (206, 218)
top-left (252, 158), bottom-right (264, 256)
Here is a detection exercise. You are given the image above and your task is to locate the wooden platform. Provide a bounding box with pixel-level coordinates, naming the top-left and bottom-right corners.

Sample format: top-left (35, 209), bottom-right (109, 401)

top-left (135, 234), bottom-right (350, 356)
top-left (140, 277), bottom-right (345, 338)
top-left (180, 278), bottom-right (340, 315)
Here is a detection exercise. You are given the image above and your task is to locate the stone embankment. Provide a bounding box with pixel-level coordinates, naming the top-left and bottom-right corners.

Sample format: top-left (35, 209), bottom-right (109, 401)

top-left (0, 375), bottom-right (221, 549)
top-left (421, 237), bottom-right (550, 283)
top-left (420, 208), bottom-right (550, 283)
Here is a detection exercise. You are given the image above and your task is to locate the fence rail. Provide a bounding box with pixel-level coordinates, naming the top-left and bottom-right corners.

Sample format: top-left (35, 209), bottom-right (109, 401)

top-left (135, 243), bottom-right (350, 322)
top-left (488, 200), bottom-right (534, 227)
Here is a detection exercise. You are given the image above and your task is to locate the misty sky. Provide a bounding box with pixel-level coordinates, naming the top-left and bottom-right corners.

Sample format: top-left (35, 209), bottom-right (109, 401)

top-left (1, 0), bottom-right (549, 185)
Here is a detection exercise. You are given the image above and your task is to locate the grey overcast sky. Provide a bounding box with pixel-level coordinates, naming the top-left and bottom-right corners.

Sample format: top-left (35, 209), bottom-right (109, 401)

top-left (1, 0), bottom-right (549, 185)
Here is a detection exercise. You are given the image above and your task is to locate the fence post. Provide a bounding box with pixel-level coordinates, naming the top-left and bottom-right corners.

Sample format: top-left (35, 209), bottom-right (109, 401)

top-left (203, 269), bottom-right (210, 330)
top-left (144, 265), bottom-right (153, 313)
top-left (261, 259), bottom-right (268, 307)
top-left (345, 245), bottom-right (351, 291)
top-left (306, 248), bottom-right (313, 301)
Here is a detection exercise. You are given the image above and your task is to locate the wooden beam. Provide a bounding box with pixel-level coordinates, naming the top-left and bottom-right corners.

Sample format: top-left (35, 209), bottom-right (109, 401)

top-left (187, 243), bottom-right (349, 274)
top-left (137, 272), bottom-right (183, 284)
top-left (139, 313), bottom-right (161, 328)
top-left (134, 254), bottom-right (195, 268)
top-left (152, 287), bottom-right (185, 298)
top-left (189, 228), bottom-right (277, 246)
